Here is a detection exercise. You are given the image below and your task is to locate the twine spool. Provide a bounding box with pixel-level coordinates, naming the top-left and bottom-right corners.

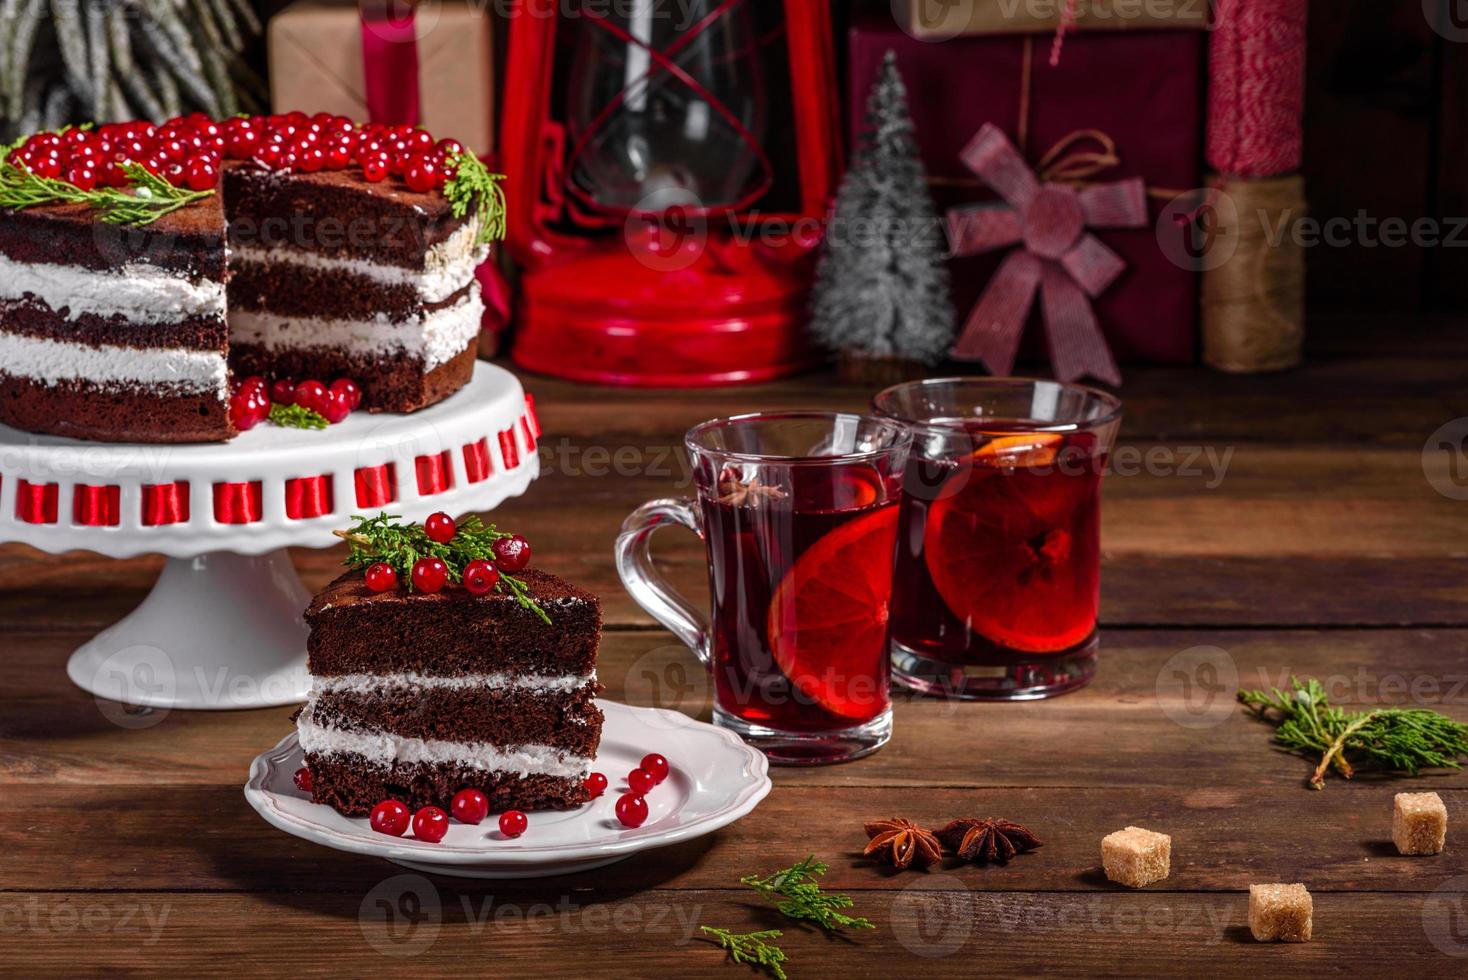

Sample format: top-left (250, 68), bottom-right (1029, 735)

top-left (1202, 173), bottom-right (1305, 373)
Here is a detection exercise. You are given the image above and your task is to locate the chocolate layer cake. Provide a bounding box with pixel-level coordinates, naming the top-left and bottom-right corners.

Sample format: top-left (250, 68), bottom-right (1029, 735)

top-left (0, 197), bottom-right (232, 443)
top-left (298, 568), bottom-right (604, 815)
top-left (0, 116), bottom-right (492, 443)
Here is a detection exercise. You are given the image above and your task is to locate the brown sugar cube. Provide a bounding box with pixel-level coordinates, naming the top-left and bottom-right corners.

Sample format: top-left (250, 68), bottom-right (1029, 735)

top-left (1393, 792), bottom-right (1448, 855)
top-left (1101, 826), bottom-right (1171, 888)
top-left (1248, 883), bottom-right (1313, 942)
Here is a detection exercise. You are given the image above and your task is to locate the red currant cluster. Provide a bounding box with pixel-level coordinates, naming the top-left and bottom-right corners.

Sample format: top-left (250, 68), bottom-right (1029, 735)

top-left (228, 375), bottom-right (363, 431)
top-left (220, 111), bottom-right (464, 190)
top-left (364, 511), bottom-right (532, 595)
top-left (7, 113), bottom-right (226, 191)
top-left (364, 791), bottom-right (527, 845)
top-left (7, 111), bottom-right (467, 196)
top-left (584, 752), bottom-right (670, 829)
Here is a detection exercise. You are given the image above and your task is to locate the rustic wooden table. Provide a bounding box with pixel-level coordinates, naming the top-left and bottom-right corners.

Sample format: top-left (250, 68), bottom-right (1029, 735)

top-left (4, 318), bottom-right (1466, 976)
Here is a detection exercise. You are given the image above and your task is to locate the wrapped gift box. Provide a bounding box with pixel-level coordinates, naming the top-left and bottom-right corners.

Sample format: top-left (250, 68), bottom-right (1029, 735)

top-left (898, 0), bottom-right (1207, 39)
top-left (849, 15), bottom-right (1203, 364)
top-left (267, 0), bottom-right (494, 155)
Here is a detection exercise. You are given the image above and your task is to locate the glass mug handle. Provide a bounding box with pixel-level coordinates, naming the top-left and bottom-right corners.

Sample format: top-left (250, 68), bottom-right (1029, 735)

top-left (615, 498), bottom-right (710, 664)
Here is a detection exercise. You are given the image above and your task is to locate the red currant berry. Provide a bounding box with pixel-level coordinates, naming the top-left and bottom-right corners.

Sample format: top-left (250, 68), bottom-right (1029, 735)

top-left (228, 390), bottom-right (268, 431)
top-left (30, 155), bottom-right (60, 179)
top-left (365, 562), bottom-right (398, 593)
top-left (254, 142), bottom-right (284, 169)
top-left (362, 155), bottom-right (388, 182)
top-left (492, 534), bottom-right (532, 573)
top-left (293, 766), bottom-right (312, 792)
top-left (329, 377), bottom-right (362, 410)
top-left (403, 154), bottom-right (438, 192)
top-left (585, 772), bottom-right (608, 798)
top-left (298, 146), bottom-right (326, 172)
top-left (424, 511), bottom-right (457, 543)
top-left (412, 806), bottom-right (450, 843)
top-left (627, 768), bottom-right (656, 796)
top-left (270, 379), bottom-right (296, 406)
top-left (293, 379), bottom-right (327, 414)
top-left (451, 788), bottom-right (489, 825)
top-left (325, 142), bottom-right (352, 169)
top-left (615, 793), bottom-right (649, 828)
top-left (184, 156), bottom-right (218, 191)
top-left (319, 388), bottom-right (353, 424)
top-left (498, 810), bottom-right (528, 838)
top-left (436, 137), bottom-right (465, 158)
top-left (411, 556), bottom-right (448, 593)
top-left (239, 375), bottom-right (267, 394)
top-left (65, 166), bottom-right (97, 191)
top-left (370, 799), bottom-right (411, 837)
top-left (462, 558), bottom-right (499, 596)
top-left (640, 753), bottom-right (670, 784)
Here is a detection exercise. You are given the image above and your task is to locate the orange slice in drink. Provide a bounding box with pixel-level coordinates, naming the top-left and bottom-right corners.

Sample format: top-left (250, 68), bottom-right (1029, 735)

top-left (924, 444), bottom-right (1097, 654)
top-left (767, 506), bottom-right (899, 721)
top-left (971, 432), bottom-right (1064, 468)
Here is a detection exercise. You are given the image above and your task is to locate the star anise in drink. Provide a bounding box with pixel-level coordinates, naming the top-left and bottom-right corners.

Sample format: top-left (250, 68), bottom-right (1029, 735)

top-left (716, 474), bottom-right (788, 507)
top-left (862, 817), bottom-right (942, 870)
top-left (935, 818), bottom-right (1042, 864)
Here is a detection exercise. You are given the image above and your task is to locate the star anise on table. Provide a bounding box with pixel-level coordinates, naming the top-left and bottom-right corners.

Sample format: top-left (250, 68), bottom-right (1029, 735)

top-left (935, 818), bottom-right (1042, 865)
top-left (716, 475), bottom-right (788, 507)
top-left (862, 818), bottom-right (943, 870)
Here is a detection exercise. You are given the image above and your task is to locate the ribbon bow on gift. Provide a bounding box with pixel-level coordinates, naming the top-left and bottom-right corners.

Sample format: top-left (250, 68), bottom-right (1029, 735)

top-left (947, 123), bottom-right (1149, 387)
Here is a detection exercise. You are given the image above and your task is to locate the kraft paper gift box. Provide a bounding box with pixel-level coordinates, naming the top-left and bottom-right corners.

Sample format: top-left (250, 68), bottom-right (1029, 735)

top-left (267, 0), bottom-right (495, 156)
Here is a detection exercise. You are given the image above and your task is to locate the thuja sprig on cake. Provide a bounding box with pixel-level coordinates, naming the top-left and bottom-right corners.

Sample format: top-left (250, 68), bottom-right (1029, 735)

top-left (442, 149), bottom-right (507, 245)
top-left (1239, 676), bottom-right (1468, 790)
top-left (0, 133), bottom-right (214, 226)
top-left (335, 511), bottom-right (549, 623)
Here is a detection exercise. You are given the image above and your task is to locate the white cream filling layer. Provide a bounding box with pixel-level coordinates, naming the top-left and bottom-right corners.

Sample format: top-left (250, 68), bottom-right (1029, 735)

top-left (0, 253), bottom-right (226, 323)
top-left (312, 671), bottom-right (596, 696)
top-left (0, 330), bottom-right (227, 392)
top-left (228, 290), bottom-right (482, 371)
top-left (295, 701), bottom-right (591, 778)
top-left (230, 221), bottom-right (487, 303)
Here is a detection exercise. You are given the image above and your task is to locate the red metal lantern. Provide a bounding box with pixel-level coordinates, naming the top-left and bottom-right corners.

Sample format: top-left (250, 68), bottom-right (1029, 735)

top-left (501, 0), bottom-right (841, 386)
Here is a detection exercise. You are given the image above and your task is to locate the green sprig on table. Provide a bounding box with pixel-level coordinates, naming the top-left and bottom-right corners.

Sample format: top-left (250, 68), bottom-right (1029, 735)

top-left (739, 855), bottom-right (874, 933)
top-left (699, 928), bottom-right (788, 980)
top-left (1239, 676), bottom-right (1468, 790)
top-left (336, 512), bottom-right (549, 622)
top-left (0, 134), bottom-right (214, 225)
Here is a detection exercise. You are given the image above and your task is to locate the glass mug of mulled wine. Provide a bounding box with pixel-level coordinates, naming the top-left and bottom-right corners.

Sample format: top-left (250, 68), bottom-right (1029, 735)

top-left (873, 378), bottom-right (1122, 700)
top-left (616, 412), bottom-right (911, 764)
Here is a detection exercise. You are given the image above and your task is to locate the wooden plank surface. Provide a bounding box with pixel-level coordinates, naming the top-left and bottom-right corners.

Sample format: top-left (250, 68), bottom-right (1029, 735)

top-left (3, 329), bottom-right (1468, 975)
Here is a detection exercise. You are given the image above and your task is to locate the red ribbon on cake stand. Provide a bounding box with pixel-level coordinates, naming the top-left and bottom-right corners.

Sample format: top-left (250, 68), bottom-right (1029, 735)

top-left (946, 124), bottom-right (1145, 387)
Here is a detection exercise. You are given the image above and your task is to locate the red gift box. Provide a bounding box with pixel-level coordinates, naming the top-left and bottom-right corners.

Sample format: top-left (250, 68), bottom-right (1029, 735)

top-left (848, 17), bottom-right (1203, 365)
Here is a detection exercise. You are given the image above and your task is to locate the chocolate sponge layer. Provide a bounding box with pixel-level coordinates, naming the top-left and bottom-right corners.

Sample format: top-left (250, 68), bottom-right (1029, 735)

top-left (306, 568), bottom-right (602, 678)
top-left (305, 755), bottom-right (591, 816)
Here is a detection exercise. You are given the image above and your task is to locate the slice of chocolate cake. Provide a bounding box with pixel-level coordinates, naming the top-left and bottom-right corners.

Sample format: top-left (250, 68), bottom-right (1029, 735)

top-left (299, 567), bottom-right (603, 816)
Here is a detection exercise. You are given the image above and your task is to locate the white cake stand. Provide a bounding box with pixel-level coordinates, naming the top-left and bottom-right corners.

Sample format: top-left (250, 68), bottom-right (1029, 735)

top-left (0, 362), bottom-right (540, 710)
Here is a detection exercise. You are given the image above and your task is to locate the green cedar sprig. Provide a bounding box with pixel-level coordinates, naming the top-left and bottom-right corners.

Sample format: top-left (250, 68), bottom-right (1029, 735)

top-left (336, 512), bottom-right (549, 623)
top-left (0, 134), bottom-right (214, 225)
top-left (740, 855), bottom-right (874, 933)
top-left (267, 403), bottom-right (327, 430)
top-left (1239, 676), bottom-right (1468, 790)
top-left (442, 149), bottom-right (506, 245)
top-left (699, 928), bottom-right (788, 980)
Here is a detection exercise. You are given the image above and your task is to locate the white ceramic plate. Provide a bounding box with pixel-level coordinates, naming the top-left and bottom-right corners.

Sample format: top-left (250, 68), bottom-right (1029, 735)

top-left (244, 700), bottom-right (772, 878)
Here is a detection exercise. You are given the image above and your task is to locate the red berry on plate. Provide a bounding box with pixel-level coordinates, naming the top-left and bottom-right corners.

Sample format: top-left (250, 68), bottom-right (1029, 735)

top-left (270, 379), bottom-right (296, 406)
top-left (451, 788), bottom-right (488, 825)
top-left (411, 557), bottom-right (448, 593)
top-left (239, 374), bottom-right (267, 393)
top-left (640, 753), bottom-right (670, 784)
top-left (492, 534), bottom-right (531, 573)
top-left (319, 388), bottom-right (353, 424)
top-left (293, 766), bottom-right (312, 792)
top-left (615, 793), bottom-right (648, 828)
top-left (411, 806), bottom-right (449, 843)
top-left (228, 389), bottom-right (268, 431)
top-left (627, 767), bottom-right (656, 796)
top-left (462, 558), bottom-right (499, 596)
top-left (585, 772), bottom-right (608, 798)
top-left (499, 810), bottom-right (528, 838)
top-left (370, 799), bottom-right (411, 837)
top-left (293, 379), bottom-right (327, 414)
top-left (330, 377), bottom-right (362, 410)
top-left (365, 562), bottom-right (398, 593)
top-left (424, 511), bottom-right (457, 544)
